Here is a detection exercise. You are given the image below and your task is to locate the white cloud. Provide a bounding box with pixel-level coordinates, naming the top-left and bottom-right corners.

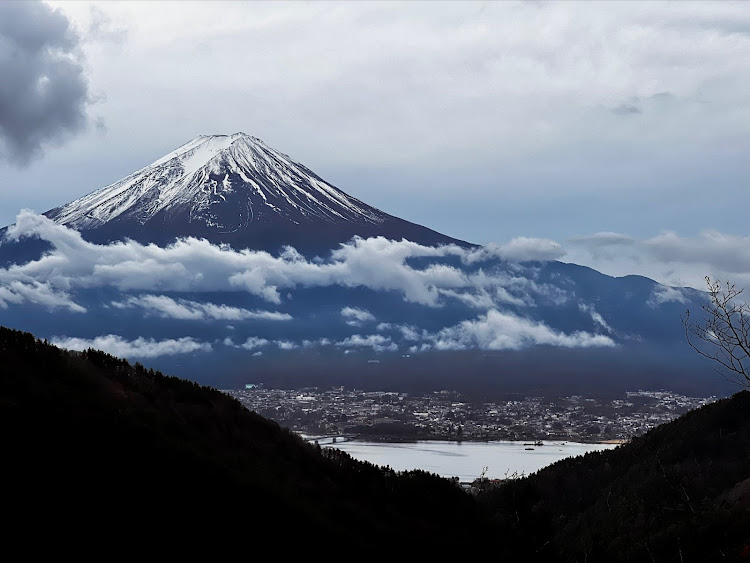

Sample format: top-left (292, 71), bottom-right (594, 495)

top-left (301, 338), bottom-right (332, 348)
top-left (463, 268), bottom-right (572, 307)
top-left (111, 294), bottom-right (291, 321)
top-left (1, 211), bottom-right (571, 311)
top-left (647, 286), bottom-right (689, 308)
top-left (439, 288), bottom-right (496, 309)
top-left (0, 280), bottom-right (85, 312)
top-left (333, 310), bottom-right (615, 353)
top-left (430, 309), bottom-right (615, 351)
top-left (396, 325), bottom-right (423, 342)
top-left (341, 306), bottom-right (376, 326)
top-left (240, 337), bottom-right (270, 351)
top-left (223, 336), bottom-right (273, 351)
top-left (222, 312), bottom-right (613, 354)
top-left (376, 323), bottom-right (423, 342)
top-left (462, 238), bottom-right (566, 264)
top-left (324, 237), bottom-right (468, 305)
top-left (578, 303), bottom-right (612, 333)
top-left (9, 211), bottom-right (745, 341)
top-left (494, 287), bottom-right (527, 307)
top-left (336, 334), bottom-right (398, 353)
top-left (51, 334), bottom-right (211, 358)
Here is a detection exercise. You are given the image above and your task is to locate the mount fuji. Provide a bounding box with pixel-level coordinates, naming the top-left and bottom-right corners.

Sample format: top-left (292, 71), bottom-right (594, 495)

top-left (0, 134), bottom-right (723, 396)
top-left (44, 133), bottom-right (467, 253)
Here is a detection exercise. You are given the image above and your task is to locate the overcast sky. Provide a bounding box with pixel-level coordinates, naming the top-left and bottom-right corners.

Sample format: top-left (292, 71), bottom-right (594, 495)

top-left (1, 1), bottom-right (749, 290)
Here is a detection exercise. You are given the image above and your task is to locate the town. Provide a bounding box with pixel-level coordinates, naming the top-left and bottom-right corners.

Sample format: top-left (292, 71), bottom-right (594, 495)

top-left (225, 386), bottom-right (715, 443)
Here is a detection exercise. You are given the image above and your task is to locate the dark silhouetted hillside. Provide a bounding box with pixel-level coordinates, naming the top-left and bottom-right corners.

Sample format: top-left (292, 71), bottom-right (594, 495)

top-left (2, 324), bottom-right (748, 558)
top-left (0, 326), bottom-right (485, 552)
top-left (484, 391), bottom-right (750, 561)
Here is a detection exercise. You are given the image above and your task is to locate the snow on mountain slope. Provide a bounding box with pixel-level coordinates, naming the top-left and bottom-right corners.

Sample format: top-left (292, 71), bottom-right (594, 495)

top-left (41, 133), bottom-right (470, 253)
top-left (49, 133), bottom-right (386, 232)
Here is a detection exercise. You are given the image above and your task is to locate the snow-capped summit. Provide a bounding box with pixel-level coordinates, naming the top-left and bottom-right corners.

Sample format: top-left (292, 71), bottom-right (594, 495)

top-left (50, 132), bottom-right (384, 233)
top-left (45, 133), bottom-right (467, 252)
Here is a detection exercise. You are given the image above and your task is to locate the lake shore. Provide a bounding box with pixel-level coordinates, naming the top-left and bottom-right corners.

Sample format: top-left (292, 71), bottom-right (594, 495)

top-left (303, 432), bottom-right (628, 446)
top-left (307, 437), bottom-right (620, 481)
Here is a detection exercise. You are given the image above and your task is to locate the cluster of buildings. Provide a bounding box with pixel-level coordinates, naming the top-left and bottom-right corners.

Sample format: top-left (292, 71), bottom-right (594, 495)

top-left (225, 386), bottom-right (715, 443)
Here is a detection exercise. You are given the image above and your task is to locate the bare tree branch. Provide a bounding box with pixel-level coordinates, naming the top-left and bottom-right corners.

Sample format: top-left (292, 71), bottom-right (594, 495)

top-left (682, 276), bottom-right (750, 388)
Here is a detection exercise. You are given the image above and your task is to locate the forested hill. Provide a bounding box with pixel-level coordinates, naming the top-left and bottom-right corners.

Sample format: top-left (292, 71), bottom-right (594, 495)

top-left (483, 390), bottom-right (750, 561)
top-left (1, 324), bottom-right (748, 558)
top-left (0, 326), bottom-right (486, 552)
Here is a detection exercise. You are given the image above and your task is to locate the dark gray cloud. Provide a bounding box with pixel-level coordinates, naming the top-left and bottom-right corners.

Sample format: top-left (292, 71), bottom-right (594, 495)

top-left (611, 104), bottom-right (641, 116)
top-left (0, 1), bottom-right (92, 165)
top-left (566, 230), bottom-right (750, 289)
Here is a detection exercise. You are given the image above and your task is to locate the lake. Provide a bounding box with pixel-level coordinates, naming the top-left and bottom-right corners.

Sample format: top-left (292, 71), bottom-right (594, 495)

top-left (309, 436), bottom-right (619, 481)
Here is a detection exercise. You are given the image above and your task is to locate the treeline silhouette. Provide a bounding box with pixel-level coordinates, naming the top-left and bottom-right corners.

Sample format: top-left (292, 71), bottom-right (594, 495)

top-left (0, 326), bottom-right (484, 552)
top-left (481, 391), bottom-right (750, 561)
top-left (1, 325), bottom-right (748, 558)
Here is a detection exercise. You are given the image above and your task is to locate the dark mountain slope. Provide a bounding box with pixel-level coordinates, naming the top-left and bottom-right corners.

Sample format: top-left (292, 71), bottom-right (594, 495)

top-left (0, 133), bottom-right (471, 263)
top-left (0, 326), bottom-right (485, 551)
top-left (484, 390), bottom-right (750, 561)
top-left (3, 324), bottom-right (748, 557)
top-left (44, 133), bottom-right (471, 254)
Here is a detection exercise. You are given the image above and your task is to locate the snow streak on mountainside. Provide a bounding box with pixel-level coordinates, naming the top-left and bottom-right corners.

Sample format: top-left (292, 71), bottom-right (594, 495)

top-left (45, 133), bottom-right (465, 253)
top-left (50, 133), bottom-right (384, 230)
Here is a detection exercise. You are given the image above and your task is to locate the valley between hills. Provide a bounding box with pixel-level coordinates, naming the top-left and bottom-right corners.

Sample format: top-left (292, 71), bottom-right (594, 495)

top-left (2, 325), bottom-right (748, 559)
top-left (227, 385), bottom-right (713, 444)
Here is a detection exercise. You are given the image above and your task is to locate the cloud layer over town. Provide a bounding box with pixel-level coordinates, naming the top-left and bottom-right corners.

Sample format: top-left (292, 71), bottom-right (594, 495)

top-left (2, 210), bottom-right (630, 358)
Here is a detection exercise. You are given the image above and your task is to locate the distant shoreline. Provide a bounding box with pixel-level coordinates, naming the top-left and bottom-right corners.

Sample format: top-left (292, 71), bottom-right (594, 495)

top-left (304, 433), bottom-right (628, 447)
